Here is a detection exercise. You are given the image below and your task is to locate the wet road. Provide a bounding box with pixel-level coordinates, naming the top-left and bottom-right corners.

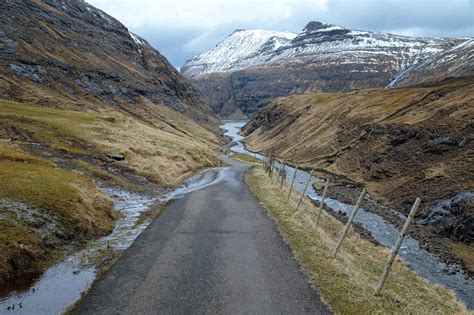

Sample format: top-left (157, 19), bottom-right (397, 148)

top-left (73, 157), bottom-right (330, 314)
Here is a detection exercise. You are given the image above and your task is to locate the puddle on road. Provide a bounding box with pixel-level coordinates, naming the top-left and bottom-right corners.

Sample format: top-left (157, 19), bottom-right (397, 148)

top-left (221, 121), bottom-right (474, 309)
top-left (0, 167), bottom-right (229, 314)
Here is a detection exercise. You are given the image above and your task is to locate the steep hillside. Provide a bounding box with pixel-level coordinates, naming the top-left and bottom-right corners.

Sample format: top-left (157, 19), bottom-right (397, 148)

top-left (243, 77), bottom-right (474, 270)
top-left (182, 21), bottom-right (470, 117)
top-left (388, 39), bottom-right (474, 87)
top-left (0, 0), bottom-right (223, 181)
top-left (0, 0), bottom-right (222, 286)
top-left (0, 0), bottom-right (218, 128)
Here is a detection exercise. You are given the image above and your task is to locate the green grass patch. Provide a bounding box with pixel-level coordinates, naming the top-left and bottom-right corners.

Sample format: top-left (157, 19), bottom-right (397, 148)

top-left (0, 141), bottom-right (116, 285)
top-left (230, 152), bottom-right (258, 164)
top-left (245, 166), bottom-right (468, 314)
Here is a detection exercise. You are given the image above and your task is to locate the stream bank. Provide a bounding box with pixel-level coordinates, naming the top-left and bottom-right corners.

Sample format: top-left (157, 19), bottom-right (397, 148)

top-left (0, 164), bottom-right (228, 314)
top-left (224, 120), bottom-right (473, 310)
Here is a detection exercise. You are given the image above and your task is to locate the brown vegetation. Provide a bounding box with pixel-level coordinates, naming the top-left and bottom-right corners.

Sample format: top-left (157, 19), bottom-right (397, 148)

top-left (246, 166), bottom-right (468, 314)
top-left (244, 77), bottom-right (474, 270)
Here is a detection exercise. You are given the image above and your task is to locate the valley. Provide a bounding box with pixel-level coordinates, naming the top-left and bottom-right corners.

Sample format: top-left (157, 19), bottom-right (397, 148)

top-left (0, 0), bottom-right (473, 313)
top-left (182, 22), bottom-right (472, 118)
top-left (243, 77), bottom-right (474, 276)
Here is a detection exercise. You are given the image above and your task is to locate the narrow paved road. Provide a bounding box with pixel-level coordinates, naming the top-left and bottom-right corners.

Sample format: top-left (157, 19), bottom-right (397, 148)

top-left (73, 157), bottom-right (330, 314)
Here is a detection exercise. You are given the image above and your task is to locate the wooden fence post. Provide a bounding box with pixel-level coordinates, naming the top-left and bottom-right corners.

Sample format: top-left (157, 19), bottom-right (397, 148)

top-left (287, 165), bottom-right (299, 201)
top-left (314, 179), bottom-right (330, 230)
top-left (272, 159), bottom-right (285, 185)
top-left (332, 188), bottom-right (366, 257)
top-left (279, 162), bottom-right (286, 191)
top-left (295, 170), bottom-right (313, 213)
top-left (270, 161), bottom-right (276, 181)
top-left (375, 197), bottom-right (421, 295)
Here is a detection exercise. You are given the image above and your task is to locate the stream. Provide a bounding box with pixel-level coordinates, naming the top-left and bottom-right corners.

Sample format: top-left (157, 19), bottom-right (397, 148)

top-left (0, 167), bottom-right (227, 314)
top-left (224, 120), bottom-right (474, 310)
top-left (0, 120), bottom-right (471, 313)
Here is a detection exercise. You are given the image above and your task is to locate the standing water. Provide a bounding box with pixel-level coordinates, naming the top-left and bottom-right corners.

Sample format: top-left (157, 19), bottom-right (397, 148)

top-left (222, 121), bottom-right (474, 309)
top-left (0, 167), bottom-right (228, 314)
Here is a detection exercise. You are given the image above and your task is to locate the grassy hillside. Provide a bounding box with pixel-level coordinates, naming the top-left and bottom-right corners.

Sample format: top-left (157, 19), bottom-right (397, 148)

top-left (243, 77), bottom-right (474, 271)
top-left (0, 98), bottom-right (222, 286)
top-left (0, 100), bottom-right (221, 186)
top-left (0, 139), bottom-right (116, 286)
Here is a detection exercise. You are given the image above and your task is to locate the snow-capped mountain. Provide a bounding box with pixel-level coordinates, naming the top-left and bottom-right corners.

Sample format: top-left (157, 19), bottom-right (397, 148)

top-left (181, 21), bottom-right (471, 117)
top-left (181, 29), bottom-right (297, 77)
top-left (182, 21), bottom-right (458, 78)
top-left (387, 39), bottom-right (474, 87)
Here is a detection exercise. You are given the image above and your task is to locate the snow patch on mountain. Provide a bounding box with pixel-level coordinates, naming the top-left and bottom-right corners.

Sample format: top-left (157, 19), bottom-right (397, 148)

top-left (129, 32), bottom-right (144, 54)
top-left (181, 22), bottom-right (463, 79)
top-left (181, 29), bottom-right (297, 77)
top-left (387, 38), bottom-right (474, 87)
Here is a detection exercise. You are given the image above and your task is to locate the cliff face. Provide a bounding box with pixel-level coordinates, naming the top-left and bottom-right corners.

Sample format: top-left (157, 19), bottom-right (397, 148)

top-left (243, 77), bottom-right (474, 247)
top-left (0, 0), bottom-right (218, 128)
top-left (182, 21), bottom-right (470, 117)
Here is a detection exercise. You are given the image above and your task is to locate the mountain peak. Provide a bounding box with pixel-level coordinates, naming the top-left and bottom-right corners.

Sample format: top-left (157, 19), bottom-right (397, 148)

top-left (303, 21), bottom-right (346, 33)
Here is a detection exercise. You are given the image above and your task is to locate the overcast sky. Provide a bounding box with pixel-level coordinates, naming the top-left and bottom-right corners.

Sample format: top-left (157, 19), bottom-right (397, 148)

top-left (86, 0), bottom-right (473, 69)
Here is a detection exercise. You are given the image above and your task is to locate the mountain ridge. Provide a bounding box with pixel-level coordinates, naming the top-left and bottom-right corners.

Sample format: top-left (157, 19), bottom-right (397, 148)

top-left (181, 21), bottom-right (472, 117)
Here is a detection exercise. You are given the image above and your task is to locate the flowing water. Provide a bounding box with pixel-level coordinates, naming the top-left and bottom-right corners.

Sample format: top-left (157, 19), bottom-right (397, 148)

top-left (0, 168), bottom-right (228, 314)
top-left (1, 121), bottom-right (471, 313)
top-left (223, 120), bottom-right (474, 309)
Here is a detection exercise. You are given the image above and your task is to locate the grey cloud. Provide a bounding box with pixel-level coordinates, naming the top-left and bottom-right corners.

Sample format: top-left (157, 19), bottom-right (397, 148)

top-left (123, 0), bottom-right (473, 68)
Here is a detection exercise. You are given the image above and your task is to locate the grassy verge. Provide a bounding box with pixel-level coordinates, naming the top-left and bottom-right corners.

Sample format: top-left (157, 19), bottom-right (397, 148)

top-left (245, 166), bottom-right (468, 314)
top-left (0, 140), bottom-right (116, 286)
top-left (230, 152), bottom-right (259, 164)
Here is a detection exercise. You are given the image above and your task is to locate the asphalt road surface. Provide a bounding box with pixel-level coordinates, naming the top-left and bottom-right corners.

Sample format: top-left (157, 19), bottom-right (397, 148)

top-left (73, 157), bottom-right (330, 314)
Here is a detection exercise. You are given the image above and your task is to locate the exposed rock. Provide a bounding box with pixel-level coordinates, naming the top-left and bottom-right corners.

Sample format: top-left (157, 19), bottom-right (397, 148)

top-left (0, 0), bottom-right (218, 129)
top-left (106, 153), bottom-right (125, 161)
top-left (181, 21), bottom-right (470, 117)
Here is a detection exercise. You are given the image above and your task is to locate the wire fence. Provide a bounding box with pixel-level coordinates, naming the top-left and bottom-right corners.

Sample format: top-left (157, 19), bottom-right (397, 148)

top-left (261, 154), bottom-right (421, 296)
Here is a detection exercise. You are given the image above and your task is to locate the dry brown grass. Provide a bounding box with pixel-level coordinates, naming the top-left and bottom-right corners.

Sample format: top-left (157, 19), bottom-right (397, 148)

top-left (451, 243), bottom-right (474, 274)
top-left (246, 166), bottom-right (469, 314)
top-left (0, 99), bottom-right (221, 187)
top-left (230, 152), bottom-right (259, 164)
top-left (244, 77), bottom-right (474, 215)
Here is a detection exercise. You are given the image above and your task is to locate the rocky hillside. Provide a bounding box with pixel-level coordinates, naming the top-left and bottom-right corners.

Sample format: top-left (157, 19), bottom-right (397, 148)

top-left (243, 77), bottom-right (474, 271)
top-left (0, 0), bottom-right (217, 128)
top-left (182, 21), bottom-right (471, 117)
top-left (387, 39), bottom-right (474, 87)
top-left (0, 0), bottom-right (222, 287)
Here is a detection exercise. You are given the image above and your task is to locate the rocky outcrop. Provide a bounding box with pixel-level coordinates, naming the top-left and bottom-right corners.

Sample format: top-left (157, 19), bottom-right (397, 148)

top-left (0, 0), bottom-right (218, 129)
top-left (182, 21), bottom-right (470, 118)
